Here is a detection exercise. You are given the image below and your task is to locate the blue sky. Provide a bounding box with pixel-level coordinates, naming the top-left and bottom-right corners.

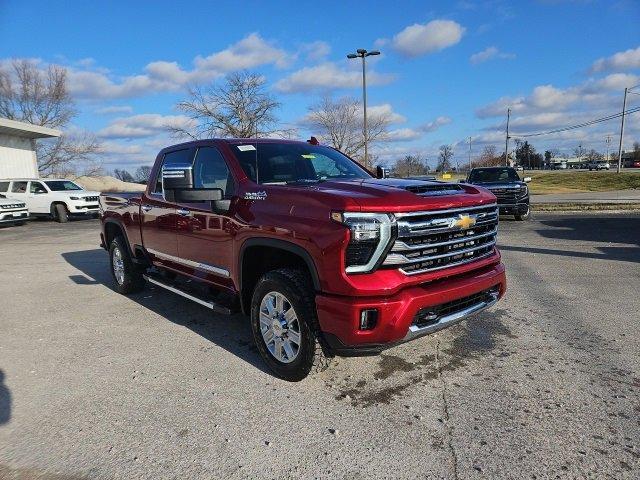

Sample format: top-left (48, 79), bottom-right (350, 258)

top-left (1, 0), bottom-right (639, 171)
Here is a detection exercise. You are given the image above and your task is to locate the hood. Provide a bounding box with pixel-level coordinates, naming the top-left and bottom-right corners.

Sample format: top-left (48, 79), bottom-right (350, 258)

top-left (270, 178), bottom-right (497, 213)
top-left (470, 181), bottom-right (526, 189)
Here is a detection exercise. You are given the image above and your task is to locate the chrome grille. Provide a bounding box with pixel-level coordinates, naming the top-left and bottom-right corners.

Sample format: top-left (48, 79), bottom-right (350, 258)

top-left (84, 196), bottom-right (99, 202)
top-left (1, 202), bottom-right (26, 209)
top-left (383, 203), bottom-right (498, 275)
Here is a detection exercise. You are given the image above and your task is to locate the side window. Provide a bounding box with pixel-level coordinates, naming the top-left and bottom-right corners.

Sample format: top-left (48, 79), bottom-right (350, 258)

top-left (30, 181), bottom-right (47, 194)
top-left (153, 149), bottom-right (193, 194)
top-left (193, 147), bottom-right (233, 197)
top-left (0, 181), bottom-right (9, 192)
top-left (11, 181), bottom-right (27, 193)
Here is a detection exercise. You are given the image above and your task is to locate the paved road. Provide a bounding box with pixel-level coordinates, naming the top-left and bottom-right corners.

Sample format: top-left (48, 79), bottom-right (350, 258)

top-left (0, 215), bottom-right (638, 479)
top-left (532, 189), bottom-right (640, 204)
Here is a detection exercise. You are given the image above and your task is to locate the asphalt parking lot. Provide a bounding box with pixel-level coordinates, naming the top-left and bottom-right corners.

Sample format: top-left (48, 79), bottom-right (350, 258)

top-left (0, 213), bottom-right (639, 479)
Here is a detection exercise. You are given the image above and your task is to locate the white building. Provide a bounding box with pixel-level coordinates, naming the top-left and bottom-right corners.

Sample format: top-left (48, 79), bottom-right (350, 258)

top-left (0, 117), bottom-right (61, 179)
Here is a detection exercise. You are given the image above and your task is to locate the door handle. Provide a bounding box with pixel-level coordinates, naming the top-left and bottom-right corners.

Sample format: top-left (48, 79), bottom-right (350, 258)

top-left (141, 204), bottom-right (153, 212)
top-left (177, 208), bottom-right (191, 217)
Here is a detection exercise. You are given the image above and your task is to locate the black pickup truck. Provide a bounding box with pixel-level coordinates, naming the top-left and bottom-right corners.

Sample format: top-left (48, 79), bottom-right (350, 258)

top-left (465, 166), bottom-right (531, 220)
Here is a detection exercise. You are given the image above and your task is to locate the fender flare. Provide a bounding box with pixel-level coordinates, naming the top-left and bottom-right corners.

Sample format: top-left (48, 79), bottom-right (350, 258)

top-left (103, 218), bottom-right (135, 258)
top-left (238, 237), bottom-right (321, 292)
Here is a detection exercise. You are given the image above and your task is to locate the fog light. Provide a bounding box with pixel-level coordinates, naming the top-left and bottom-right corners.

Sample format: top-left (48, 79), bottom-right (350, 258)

top-left (359, 309), bottom-right (378, 330)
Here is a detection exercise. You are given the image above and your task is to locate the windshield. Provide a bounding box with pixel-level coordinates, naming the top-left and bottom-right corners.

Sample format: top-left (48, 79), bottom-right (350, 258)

top-left (44, 180), bottom-right (83, 191)
top-left (469, 168), bottom-right (520, 183)
top-left (231, 142), bottom-right (371, 185)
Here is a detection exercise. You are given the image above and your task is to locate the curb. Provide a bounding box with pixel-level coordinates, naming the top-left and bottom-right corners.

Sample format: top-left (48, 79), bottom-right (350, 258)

top-left (531, 203), bottom-right (640, 212)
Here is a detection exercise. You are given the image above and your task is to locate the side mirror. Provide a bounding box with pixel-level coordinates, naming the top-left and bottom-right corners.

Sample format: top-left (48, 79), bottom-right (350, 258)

top-left (162, 164), bottom-right (223, 203)
top-left (375, 165), bottom-right (387, 179)
top-left (524, 177), bottom-right (532, 183)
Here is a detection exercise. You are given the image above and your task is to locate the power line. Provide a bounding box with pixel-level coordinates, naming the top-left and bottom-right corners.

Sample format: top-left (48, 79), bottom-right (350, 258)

top-left (510, 106), bottom-right (640, 139)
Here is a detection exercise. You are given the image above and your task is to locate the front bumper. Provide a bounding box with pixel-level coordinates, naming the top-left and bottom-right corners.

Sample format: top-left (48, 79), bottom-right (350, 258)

top-left (0, 210), bottom-right (29, 224)
top-left (498, 201), bottom-right (529, 215)
top-left (68, 203), bottom-right (99, 214)
top-left (316, 261), bottom-right (506, 356)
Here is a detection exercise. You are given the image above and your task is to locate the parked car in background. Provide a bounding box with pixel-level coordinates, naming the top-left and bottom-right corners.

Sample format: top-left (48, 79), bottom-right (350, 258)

top-left (465, 166), bottom-right (531, 221)
top-left (0, 192), bottom-right (28, 226)
top-left (587, 161), bottom-right (610, 171)
top-left (0, 178), bottom-right (100, 223)
top-left (100, 138), bottom-right (506, 381)
top-left (624, 158), bottom-right (640, 168)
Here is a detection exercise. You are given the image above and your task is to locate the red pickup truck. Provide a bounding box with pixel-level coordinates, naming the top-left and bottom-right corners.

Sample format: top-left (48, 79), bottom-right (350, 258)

top-left (100, 138), bottom-right (506, 381)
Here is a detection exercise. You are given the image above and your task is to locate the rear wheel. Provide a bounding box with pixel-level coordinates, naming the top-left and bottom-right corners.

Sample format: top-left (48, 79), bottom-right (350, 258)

top-left (53, 203), bottom-right (69, 223)
top-left (250, 268), bottom-right (331, 381)
top-left (109, 236), bottom-right (145, 294)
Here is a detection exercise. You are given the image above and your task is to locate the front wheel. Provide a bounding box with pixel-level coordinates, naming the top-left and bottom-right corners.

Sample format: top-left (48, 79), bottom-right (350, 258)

top-left (515, 206), bottom-right (531, 221)
top-left (250, 268), bottom-right (331, 381)
top-left (54, 204), bottom-right (69, 223)
top-left (109, 236), bottom-right (145, 294)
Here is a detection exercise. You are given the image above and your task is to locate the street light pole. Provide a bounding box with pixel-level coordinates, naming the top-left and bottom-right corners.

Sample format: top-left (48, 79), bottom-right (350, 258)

top-left (617, 87), bottom-right (628, 173)
top-left (468, 136), bottom-right (472, 171)
top-left (505, 108), bottom-right (511, 166)
top-left (347, 48), bottom-right (380, 169)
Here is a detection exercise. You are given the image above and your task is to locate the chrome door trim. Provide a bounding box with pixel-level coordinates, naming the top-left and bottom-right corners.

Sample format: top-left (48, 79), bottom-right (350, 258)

top-left (147, 248), bottom-right (230, 277)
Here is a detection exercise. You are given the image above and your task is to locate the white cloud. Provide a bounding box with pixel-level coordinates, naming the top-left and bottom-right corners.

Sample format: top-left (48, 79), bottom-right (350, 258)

top-left (368, 104), bottom-right (406, 124)
top-left (194, 33), bottom-right (289, 72)
top-left (54, 33), bottom-right (290, 100)
top-left (95, 105), bottom-right (133, 115)
top-left (591, 46), bottom-right (640, 72)
top-left (274, 62), bottom-right (395, 93)
top-left (98, 114), bottom-right (195, 139)
top-left (386, 128), bottom-right (423, 142)
top-left (421, 116), bottom-right (452, 132)
top-left (299, 41), bottom-right (331, 62)
top-left (470, 46), bottom-right (515, 65)
top-left (391, 20), bottom-right (465, 57)
top-left (594, 73), bottom-right (639, 91)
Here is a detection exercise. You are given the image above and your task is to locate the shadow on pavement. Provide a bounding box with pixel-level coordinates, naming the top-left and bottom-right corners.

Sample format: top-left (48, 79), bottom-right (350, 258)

top-left (0, 370), bottom-right (10, 425)
top-left (61, 249), bottom-right (272, 377)
top-left (501, 215), bottom-right (640, 264)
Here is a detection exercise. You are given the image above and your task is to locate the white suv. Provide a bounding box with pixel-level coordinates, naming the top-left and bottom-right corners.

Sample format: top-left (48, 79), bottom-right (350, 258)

top-left (0, 179), bottom-right (100, 223)
top-left (0, 193), bottom-right (29, 226)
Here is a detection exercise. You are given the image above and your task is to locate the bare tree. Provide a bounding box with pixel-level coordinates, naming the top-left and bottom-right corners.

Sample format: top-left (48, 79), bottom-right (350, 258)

top-left (584, 149), bottom-right (604, 162)
top-left (113, 169), bottom-right (134, 182)
top-left (392, 154), bottom-right (429, 178)
top-left (471, 145), bottom-right (503, 168)
top-left (169, 71), bottom-right (281, 139)
top-left (437, 144), bottom-right (454, 171)
top-left (0, 59), bottom-right (101, 176)
top-left (135, 165), bottom-right (152, 183)
top-left (305, 96), bottom-right (391, 168)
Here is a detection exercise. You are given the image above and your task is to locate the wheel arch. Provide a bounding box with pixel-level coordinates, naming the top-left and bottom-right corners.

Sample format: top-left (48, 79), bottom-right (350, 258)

top-left (239, 238), bottom-right (321, 315)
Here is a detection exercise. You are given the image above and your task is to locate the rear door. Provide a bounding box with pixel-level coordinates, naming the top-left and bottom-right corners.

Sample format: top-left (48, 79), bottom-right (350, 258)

top-left (176, 145), bottom-right (236, 290)
top-left (8, 181), bottom-right (28, 205)
top-left (141, 148), bottom-right (194, 268)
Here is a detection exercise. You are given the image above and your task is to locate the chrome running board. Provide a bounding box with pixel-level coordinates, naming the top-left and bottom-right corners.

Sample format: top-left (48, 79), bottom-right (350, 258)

top-left (143, 274), bottom-right (232, 315)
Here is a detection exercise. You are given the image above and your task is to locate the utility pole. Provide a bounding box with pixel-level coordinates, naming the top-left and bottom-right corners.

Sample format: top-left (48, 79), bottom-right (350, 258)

top-left (505, 108), bottom-right (511, 166)
top-left (468, 136), bottom-right (472, 171)
top-left (617, 87), bottom-right (628, 173)
top-left (605, 135), bottom-right (611, 163)
top-left (347, 48), bottom-right (380, 169)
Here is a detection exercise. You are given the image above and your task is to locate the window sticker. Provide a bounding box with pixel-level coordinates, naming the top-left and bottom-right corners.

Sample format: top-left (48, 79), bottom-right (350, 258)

top-left (301, 154), bottom-right (316, 159)
top-left (237, 145), bottom-right (256, 151)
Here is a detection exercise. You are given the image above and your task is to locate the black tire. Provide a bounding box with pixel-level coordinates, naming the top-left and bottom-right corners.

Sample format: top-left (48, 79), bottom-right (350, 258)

top-left (14, 221), bottom-right (25, 226)
top-left (109, 236), bottom-right (145, 294)
top-left (54, 203), bottom-right (69, 223)
top-left (250, 268), bottom-right (331, 381)
top-left (515, 206), bottom-right (531, 221)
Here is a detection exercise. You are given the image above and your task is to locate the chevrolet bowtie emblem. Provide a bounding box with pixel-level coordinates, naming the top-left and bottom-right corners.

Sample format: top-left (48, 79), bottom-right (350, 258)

top-left (453, 214), bottom-right (476, 230)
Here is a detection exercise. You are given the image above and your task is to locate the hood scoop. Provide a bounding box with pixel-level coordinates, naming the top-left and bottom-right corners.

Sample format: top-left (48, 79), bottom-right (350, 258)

top-left (401, 183), bottom-right (464, 196)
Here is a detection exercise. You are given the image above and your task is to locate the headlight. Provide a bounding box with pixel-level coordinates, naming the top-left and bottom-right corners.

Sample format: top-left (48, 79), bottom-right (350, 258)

top-left (69, 196), bottom-right (81, 200)
top-left (332, 212), bottom-right (395, 273)
top-left (518, 185), bottom-right (528, 196)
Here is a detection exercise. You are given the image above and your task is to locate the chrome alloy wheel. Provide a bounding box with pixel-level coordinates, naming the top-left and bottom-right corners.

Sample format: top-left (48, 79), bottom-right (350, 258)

top-left (259, 291), bottom-right (301, 364)
top-left (112, 246), bottom-right (125, 285)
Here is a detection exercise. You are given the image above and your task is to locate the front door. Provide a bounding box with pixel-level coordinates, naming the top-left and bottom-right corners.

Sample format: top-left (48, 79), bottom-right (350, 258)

top-left (28, 181), bottom-right (50, 213)
top-left (176, 146), bottom-right (236, 291)
top-left (141, 148), bottom-right (194, 270)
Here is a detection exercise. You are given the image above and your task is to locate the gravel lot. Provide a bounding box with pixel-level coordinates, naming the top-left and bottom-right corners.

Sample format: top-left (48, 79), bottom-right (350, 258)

top-left (0, 213), bottom-right (638, 479)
